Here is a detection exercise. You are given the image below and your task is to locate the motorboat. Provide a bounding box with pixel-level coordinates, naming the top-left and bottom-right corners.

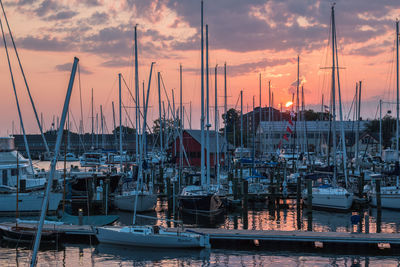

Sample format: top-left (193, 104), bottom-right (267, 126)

top-left (0, 186), bottom-right (62, 213)
top-left (0, 137), bottom-right (47, 190)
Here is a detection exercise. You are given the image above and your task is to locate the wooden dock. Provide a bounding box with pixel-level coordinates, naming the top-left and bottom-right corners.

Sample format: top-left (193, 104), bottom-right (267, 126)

top-left (177, 228), bottom-right (400, 244)
top-left (1, 222), bottom-right (399, 251)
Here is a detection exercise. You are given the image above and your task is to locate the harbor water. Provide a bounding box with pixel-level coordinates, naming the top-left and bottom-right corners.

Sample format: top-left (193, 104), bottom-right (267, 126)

top-left (1, 161), bottom-right (400, 266)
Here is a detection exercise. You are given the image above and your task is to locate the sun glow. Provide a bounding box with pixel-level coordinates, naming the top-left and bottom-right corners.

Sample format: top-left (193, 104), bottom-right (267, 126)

top-left (285, 101), bottom-right (293, 108)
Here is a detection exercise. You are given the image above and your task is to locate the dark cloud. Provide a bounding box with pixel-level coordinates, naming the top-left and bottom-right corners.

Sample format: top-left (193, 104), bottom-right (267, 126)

top-left (86, 11), bottom-right (109, 25)
top-left (55, 62), bottom-right (92, 74)
top-left (46, 10), bottom-right (78, 20)
top-left (164, 0), bottom-right (398, 54)
top-left (34, 0), bottom-right (59, 17)
top-left (19, 35), bottom-right (73, 51)
top-left (81, 0), bottom-right (102, 7)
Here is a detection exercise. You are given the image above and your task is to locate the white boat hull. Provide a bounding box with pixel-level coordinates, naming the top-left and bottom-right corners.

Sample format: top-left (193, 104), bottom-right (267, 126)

top-left (0, 192), bottom-right (62, 212)
top-left (303, 191), bottom-right (353, 211)
top-left (370, 194), bottom-right (400, 209)
top-left (114, 193), bottom-right (157, 212)
top-left (95, 226), bottom-right (209, 248)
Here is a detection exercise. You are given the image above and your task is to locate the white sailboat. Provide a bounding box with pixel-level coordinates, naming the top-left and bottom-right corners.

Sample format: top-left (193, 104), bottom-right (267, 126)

top-left (96, 23), bottom-right (209, 248)
top-left (302, 5), bottom-right (353, 211)
top-left (367, 21), bottom-right (400, 209)
top-left (95, 225), bottom-right (210, 248)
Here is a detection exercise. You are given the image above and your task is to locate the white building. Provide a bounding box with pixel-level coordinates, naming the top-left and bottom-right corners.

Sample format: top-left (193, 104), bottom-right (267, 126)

top-left (256, 120), bottom-right (368, 155)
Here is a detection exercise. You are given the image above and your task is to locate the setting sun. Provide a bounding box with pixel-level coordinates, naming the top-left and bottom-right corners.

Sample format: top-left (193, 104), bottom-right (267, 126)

top-left (285, 101), bottom-right (293, 108)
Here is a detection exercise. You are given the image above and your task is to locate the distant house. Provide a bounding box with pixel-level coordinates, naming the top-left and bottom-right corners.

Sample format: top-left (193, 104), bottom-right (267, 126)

top-left (170, 130), bottom-right (227, 167)
top-left (352, 132), bottom-right (381, 156)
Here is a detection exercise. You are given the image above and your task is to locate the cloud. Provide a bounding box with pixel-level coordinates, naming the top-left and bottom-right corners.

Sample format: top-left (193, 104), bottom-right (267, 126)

top-left (46, 10), bottom-right (78, 20)
top-left (100, 58), bottom-right (132, 68)
top-left (86, 11), bottom-right (109, 25)
top-left (347, 40), bottom-right (391, 57)
top-left (81, 0), bottom-right (102, 7)
top-left (19, 35), bottom-right (73, 51)
top-left (55, 62), bottom-right (92, 74)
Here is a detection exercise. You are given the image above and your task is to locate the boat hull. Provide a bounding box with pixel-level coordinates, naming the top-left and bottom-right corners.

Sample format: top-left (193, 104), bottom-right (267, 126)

top-left (95, 227), bottom-right (209, 248)
top-left (0, 192), bottom-right (62, 212)
top-left (178, 194), bottom-right (224, 216)
top-left (370, 194), bottom-right (400, 209)
top-left (114, 193), bottom-right (157, 212)
top-left (303, 193), bottom-right (353, 211)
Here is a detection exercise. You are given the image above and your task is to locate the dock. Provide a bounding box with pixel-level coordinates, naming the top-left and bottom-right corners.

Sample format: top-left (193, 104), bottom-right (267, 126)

top-left (2, 222), bottom-right (400, 252)
top-left (169, 228), bottom-right (400, 251)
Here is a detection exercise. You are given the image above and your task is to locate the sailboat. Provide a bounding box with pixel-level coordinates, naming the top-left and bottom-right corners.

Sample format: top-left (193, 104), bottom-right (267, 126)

top-left (367, 20), bottom-right (400, 209)
top-left (112, 35), bottom-right (156, 212)
top-left (95, 28), bottom-right (209, 247)
top-left (178, 3), bottom-right (225, 217)
top-left (302, 5), bottom-right (353, 211)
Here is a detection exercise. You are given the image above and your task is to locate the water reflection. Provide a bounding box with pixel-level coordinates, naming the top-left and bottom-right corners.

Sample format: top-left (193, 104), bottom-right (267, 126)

top-left (2, 244), bottom-right (400, 266)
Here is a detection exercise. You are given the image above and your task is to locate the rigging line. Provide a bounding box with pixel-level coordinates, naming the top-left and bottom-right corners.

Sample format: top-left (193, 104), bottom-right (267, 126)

top-left (69, 111), bottom-right (87, 153)
top-left (121, 75), bottom-right (152, 133)
top-left (0, 15), bottom-right (34, 175)
top-left (0, 0), bottom-right (49, 153)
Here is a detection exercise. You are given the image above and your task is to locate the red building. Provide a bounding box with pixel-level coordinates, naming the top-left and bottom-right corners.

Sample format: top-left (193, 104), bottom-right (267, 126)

top-left (170, 130), bottom-right (227, 167)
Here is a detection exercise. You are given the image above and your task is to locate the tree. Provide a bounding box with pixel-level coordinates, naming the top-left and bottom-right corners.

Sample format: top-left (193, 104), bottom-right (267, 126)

top-left (222, 108), bottom-right (243, 147)
top-left (112, 126), bottom-right (136, 135)
top-left (366, 115), bottom-right (395, 148)
top-left (152, 118), bottom-right (177, 146)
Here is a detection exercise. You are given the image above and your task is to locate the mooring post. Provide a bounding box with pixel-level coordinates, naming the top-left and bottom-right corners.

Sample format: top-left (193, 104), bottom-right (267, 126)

top-left (78, 208), bottom-right (83, 225)
top-left (306, 178), bottom-right (312, 231)
top-left (242, 179), bottom-right (248, 209)
top-left (376, 177), bottom-right (381, 233)
top-left (296, 174), bottom-right (301, 209)
top-left (167, 178), bottom-right (172, 211)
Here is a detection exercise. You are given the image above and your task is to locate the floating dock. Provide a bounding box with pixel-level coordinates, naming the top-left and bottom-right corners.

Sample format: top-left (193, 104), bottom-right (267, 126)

top-left (1, 222), bottom-right (399, 251)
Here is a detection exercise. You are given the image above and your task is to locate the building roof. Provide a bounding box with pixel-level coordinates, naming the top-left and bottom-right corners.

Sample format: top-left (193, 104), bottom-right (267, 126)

top-left (183, 129), bottom-right (228, 153)
top-left (257, 120), bottom-right (368, 133)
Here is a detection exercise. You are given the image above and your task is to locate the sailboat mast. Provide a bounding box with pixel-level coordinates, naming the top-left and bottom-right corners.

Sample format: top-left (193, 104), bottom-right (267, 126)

top-left (240, 90), bottom-right (243, 148)
top-left (396, 20), bottom-right (399, 164)
top-left (200, 0), bottom-right (205, 186)
top-left (331, 6), bottom-right (337, 183)
top-left (259, 73), bottom-right (262, 156)
top-left (100, 105), bottom-right (104, 150)
top-left (215, 65), bottom-right (219, 185)
top-left (91, 88), bottom-right (94, 149)
top-left (30, 57), bottom-right (78, 267)
top-left (157, 72), bottom-right (163, 165)
top-left (179, 64), bottom-right (183, 188)
top-left (396, 19), bottom-right (399, 186)
top-left (134, 25), bottom-right (139, 164)
top-left (224, 62), bottom-right (227, 169)
top-left (119, 74), bottom-right (123, 171)
top-left (206, 24), bottom-right (211, 187)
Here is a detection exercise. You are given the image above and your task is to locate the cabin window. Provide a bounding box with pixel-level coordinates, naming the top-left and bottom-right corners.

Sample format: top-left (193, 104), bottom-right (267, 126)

top-left (2, 170), bottom-right (7, 185)
top-left (11, 169), bottom-right (19, 176)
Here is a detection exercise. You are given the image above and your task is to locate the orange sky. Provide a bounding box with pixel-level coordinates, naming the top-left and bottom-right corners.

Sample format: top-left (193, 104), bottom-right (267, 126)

top-left (0, 0), bottom-right (399, 135)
